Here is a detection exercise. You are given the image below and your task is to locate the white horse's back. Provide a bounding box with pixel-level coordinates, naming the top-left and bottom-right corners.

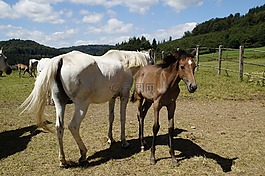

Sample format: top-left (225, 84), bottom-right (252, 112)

top-left (59, 51), bottom-right (131, 103)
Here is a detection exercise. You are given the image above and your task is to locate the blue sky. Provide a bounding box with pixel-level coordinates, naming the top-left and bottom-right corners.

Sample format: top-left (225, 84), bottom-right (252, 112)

top-left (0, 0), bottom-right (264, 48)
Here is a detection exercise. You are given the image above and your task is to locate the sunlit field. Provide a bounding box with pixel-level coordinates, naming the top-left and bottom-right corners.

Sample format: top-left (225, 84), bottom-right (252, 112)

top-left (0, 51), bottom-right (264, 175)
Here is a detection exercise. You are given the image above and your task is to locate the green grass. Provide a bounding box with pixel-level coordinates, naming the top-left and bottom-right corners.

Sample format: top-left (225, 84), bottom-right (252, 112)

top-left (0, 72), bottom-right (34, 104)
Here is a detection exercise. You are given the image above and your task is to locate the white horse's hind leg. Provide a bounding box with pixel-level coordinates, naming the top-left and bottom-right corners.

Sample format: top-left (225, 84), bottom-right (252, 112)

top-left (108, 97), bottom-right (116, 144)
top-left (52, 84), bottom-right (69, 167)
top-left (68, 102), bottom-right (89, 164)
top-left (54, 102), bottom-right (67, 166)
top-left (120, 95), bottom-right (129, 148)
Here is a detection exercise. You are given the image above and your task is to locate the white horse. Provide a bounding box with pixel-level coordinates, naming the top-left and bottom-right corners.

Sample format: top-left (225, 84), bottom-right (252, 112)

top-left (0, 47), bottom-right (12, 75)
top-left (29, 59), bottom-right (39, 77)
top-left (36, 51), bottom-right (154, 142)
top-left (20, 50), bottom-right (134, 167)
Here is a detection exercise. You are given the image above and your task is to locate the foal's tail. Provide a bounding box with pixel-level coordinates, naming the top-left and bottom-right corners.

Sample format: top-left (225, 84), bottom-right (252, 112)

top-left (20, 57), bottom-right (62, 131)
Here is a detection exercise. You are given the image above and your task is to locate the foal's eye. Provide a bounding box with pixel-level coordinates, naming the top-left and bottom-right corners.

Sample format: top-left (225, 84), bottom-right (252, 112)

top-left (180, 65), bottom-right (185, 70)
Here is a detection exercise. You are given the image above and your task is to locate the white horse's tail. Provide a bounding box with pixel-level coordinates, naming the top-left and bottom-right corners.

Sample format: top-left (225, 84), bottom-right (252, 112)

top-left (20, 57), bottom-right (62, 131)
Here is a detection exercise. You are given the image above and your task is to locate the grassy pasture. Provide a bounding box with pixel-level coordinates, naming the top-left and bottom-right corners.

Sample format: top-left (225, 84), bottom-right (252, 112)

top-left (0, 54), bottom-right (265, 175)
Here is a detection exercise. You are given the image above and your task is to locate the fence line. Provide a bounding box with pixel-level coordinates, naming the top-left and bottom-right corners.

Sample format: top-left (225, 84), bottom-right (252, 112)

top-left (153, 46), bottom-right (264, 83)
top-left (195, 45), bottom-right (265, 83)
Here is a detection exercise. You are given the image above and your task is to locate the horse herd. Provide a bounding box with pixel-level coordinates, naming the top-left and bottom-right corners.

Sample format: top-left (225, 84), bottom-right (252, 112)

top-left (1, 47), bottom-right (197, 167)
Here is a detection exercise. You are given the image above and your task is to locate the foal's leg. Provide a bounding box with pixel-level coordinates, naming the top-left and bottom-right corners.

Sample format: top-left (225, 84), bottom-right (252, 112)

top-left (120, 95), bottom-right (129, 148)
top-left (136, 98), bottom-right (145, 150)
top-left (150, 101), bottom-right (162, 165)
top-left (68, 102), bottom-right (89, 164)
top-left (167, 102), bottom-right (178, 166)
top-left (138, 100), bottom-right (152, 151)
top-left (108, 97), bottom-right (116, 144)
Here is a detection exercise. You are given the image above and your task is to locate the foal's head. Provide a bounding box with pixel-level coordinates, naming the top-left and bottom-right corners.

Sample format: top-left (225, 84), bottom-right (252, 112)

top-left (177, 51), bottom-right (197, 93)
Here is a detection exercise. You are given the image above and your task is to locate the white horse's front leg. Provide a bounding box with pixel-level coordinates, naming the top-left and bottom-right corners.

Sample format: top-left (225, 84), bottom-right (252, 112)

top-left (120, 96), bottom-right (129, 148)
top-left (68, 104), bottom-right (89, 164)
top-left (108, 98), bottom-right (116, 144)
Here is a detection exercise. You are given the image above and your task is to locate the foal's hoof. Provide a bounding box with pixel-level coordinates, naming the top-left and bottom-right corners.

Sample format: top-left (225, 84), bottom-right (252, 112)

top-left (121, 141), bottom-right (129, 148)
top-left (150, 159), bottom-right (156, 165)
top-left (79, 158), bottom-right (89, 167)
top-left (59, 159), bottom-right (68, 168)
top-left (172, 159), bottom-right (179, 167)
top-left (59, 162), bottom-right (68, 168)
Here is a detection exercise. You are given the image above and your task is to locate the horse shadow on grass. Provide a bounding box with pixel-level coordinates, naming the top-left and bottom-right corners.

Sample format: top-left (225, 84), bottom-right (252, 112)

top-left (0, 125), bottom-right (42, 160)
top-left (65, 128), bottom-right (236, 172)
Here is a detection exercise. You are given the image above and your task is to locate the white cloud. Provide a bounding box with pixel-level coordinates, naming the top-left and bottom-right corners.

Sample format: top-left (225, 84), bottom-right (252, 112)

top-left (87, 18), bottom-right (133, 34)
top-left (1, 0), bottom-right (65, 24)
top-left (163, 0), bottom-right (203, 12)
top-left (70, 0), bottom-right (158, 14)
top-left (0, 25), bottom-right (44, 40)
top-left (0, 0), bottom-right (19, 19)
top-left (0, 24), bottom-right (78, 48)
top-left (121, 0), bottom-right (159, 14)
top-left (44, 29), bottom-right (79, 47)
top-left (74, 35), bottom-right (130, 45)
top-left (69, 0), bottom-right (105, 5)
top-left (104, 18), bottom-right (133, 34)
top-left (151, 22), bottom-right (197, 41)
top-left (82, 13), bottom-right (104, 23)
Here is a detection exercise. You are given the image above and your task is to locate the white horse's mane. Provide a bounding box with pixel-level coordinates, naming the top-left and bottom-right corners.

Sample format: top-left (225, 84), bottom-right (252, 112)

top-left (104, 50), bottom-right (150, 69)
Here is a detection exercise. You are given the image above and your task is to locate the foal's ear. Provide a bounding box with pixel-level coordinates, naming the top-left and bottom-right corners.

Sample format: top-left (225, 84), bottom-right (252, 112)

top-left (190, 49), bottom-right (196, 57)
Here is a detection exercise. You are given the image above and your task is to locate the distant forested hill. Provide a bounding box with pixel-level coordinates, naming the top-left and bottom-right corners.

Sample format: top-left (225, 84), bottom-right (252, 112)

top-left (158, 4), bottom-right (265, 52)
top-left (59, 45), bottom-right (113, 56)
top-left (0, 39), bottom-right (112, 65)
top-left (0, 39), bottom-right (62, 65)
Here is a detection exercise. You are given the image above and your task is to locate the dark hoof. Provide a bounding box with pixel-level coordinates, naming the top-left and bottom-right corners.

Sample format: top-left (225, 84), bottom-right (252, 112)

top-left (122, 141), bottom-right (129, 148)
top-left (79, 159), bottom-right (89, 167)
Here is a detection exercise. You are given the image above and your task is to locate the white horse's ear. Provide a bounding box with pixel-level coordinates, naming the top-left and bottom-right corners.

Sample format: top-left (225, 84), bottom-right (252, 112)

top-left (0, 47), bottom-right (3, 51)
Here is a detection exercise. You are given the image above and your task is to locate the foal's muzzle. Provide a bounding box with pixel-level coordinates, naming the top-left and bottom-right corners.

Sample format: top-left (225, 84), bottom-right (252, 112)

top-left (188, 83), bottom-right (197, 93)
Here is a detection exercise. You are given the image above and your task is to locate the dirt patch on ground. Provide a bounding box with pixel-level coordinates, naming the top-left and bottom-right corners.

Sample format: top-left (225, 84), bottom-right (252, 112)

top-left (1, 99), bottom-right (265, 175)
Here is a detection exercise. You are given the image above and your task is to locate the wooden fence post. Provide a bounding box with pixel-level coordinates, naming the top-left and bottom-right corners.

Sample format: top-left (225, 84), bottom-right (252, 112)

top-left (218, 45), bottom-right (222, 75)
top-left (238, 46), bottom-right (244, 81)
top-left (195, 45), bottom-right (199, 71)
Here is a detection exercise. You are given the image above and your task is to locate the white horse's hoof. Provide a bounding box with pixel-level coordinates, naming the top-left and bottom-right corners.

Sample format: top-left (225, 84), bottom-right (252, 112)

top-left (141, 146), bottom-right (145, 152)
top-left (107, 138), bottom-right (115, 144)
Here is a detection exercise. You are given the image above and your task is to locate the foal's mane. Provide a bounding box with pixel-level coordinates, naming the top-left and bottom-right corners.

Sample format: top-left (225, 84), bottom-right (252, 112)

top-left (158, 49), bottom-right (189, 68)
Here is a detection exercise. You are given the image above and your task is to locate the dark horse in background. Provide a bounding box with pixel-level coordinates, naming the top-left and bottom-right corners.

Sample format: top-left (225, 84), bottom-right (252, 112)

top-left (131, 49), bottom-right (197, 166)
top-left (0, 47), bottom-right (12, 75)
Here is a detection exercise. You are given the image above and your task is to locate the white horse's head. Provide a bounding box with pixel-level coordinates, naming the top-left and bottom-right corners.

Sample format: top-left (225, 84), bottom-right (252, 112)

top-left (141, 49), bottom-right (155, 65)
top-left (0, 47), bottom-right (12, 75)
